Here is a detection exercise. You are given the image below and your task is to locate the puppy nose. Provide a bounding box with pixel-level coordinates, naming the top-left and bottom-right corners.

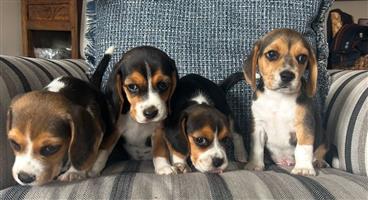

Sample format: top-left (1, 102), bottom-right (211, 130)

top-left (280, 71), bottom-right (295, 83)
top-left (18, 171), bottom-right (36, 184)
top-left (143, 106), bottom-right (158, 119)
top-left (212, 157), bottom-right (224, 168)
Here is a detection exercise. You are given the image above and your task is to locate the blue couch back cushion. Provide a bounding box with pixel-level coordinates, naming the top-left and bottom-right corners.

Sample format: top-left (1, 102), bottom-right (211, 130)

top-left (84, 0), bottom-right (331, 140)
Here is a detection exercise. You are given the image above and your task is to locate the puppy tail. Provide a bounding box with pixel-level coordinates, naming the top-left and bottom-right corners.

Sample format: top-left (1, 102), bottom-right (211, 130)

top-left (90, 46), bottom-right (115, 89)
top-left (219, 72), bottom-right (244, 93)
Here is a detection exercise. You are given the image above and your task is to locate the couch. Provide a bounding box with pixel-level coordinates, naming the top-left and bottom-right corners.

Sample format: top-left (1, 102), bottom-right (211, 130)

top-left (1, 0), bottom-right (368, 199)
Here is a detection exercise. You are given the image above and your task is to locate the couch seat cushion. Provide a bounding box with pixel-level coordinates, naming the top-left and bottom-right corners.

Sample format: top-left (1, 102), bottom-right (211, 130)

top-left (1, 161), bottom-right (367, 199)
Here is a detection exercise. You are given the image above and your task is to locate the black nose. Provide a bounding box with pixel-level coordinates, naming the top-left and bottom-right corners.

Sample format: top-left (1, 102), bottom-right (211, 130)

top-left (212, 157), bottom-right (224, 168)
top-left (18, 171), bottom-right (36, 184)
top-left (280, 71), bottom-right (295, 83)
top-left (143, 106), bottom-right (158, 119)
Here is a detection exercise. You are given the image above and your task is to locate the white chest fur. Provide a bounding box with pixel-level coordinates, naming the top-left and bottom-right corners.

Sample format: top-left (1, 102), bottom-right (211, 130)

top-left (116, 114), bottom-right (160, 160)
top-left (252, 89), bottom-right (298, 163)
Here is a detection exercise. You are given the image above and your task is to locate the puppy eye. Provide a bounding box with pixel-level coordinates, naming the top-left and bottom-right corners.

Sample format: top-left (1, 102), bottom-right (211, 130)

top-left (265, 50), bottom-right (279, 61)
top-left (194, 137), bottom-right (209, 147)
top-left (296, 54), bottom-right (307, 64)
top-left (157, 81), bottom-right (168, 92)
top-left (40, 145), bottom-right (61, 157)
top-left (127, 84), bottom-right (139, 93)
top-left (9, 139), bottom-right (21, 151)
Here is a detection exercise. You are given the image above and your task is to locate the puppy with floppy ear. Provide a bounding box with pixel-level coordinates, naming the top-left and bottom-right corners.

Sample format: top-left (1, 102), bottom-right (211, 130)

top-left (100, 46), bottom-right (179, 175)
top-left (7, 48), bottom-right (114, 185)
top-left (243, 28), bottom-right (328, 176)
top-left (153, 74), bottom-right (247, 174)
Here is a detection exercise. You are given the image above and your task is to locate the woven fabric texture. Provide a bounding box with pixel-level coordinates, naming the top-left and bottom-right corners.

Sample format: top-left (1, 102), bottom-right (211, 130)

top-left (1, 161), bottom-right (367, 199)
top-left (86, 0), bottom-right (332, 140)
top-left (324, 70), bottom-right (368, 176)
top-left (0, 56), bottom-right (89, 190)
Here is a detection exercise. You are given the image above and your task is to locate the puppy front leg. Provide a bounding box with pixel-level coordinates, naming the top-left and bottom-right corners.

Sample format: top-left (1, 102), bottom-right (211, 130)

top-left (232, 132), bottom-right (248, 163)
top-left (292, 106), bottom-right (316, 176)
top-left (88, 130), bottom-right (120, 177)
top-left (244, 123), bottom-right (266, 171)
top-left (152, 126), bottom-right (177, 175)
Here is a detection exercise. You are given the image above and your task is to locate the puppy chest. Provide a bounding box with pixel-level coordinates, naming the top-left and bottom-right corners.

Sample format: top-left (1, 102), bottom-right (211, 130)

top-left (252, 92), bottom-right (297, 160)
top-left (117, 115), bottom-right (158, 160)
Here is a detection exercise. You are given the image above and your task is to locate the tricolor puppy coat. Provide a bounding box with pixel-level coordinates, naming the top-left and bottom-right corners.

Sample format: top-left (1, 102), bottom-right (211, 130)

top-left (103, 46), bottom-right (178, 175)
top-left (243, 29), bottom-right (329, 176)
top-left (7, 47), bottom-right (114, 185)
top-left (153, 74), bottom-right (247, 174)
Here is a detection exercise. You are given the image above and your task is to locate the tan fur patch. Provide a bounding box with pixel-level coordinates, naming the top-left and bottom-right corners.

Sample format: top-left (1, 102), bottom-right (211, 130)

top-left (188, 136), bottom-right (207, 165)
top-left (125, 71), bottom-right (147, 86)
top-left (152, 69), bottom-right (172, 102)
top-left (218, 127), bottom-right (230, 140)
top-left (188, 125), bottom-right (215, 164)
top-left (124, 71), bottom-right (147, 119)
top-left (191, 125), bottom-right (215, 141)
top-left (152, 125), bottom-right (170, 158)
top-left (258, 38), bottom-right (289, 89)
top-left (294, 105), bottom-right (314, 145)
top-left (33, 131), bottom-right (69, 177)
top-left (314, 144), bottom-right (328, 162)
top-left (8, 128), bottom-right (28, 154)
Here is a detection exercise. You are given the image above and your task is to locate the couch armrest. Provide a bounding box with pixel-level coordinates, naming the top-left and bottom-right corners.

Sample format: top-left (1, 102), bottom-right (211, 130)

top-left (324, 70), bottom-right (368, 176)
top-left (0, 55), bottom-right (89, 189)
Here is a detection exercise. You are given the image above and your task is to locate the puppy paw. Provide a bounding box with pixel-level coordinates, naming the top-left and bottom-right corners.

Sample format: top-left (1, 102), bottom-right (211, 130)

top-left (235, 151), bottom-right (248, 163)
top-left (58, 171), bottom-right (86, 182)
top-left (155, 166), bottom-right (178, 175)
top-left (291, 167), bottom-right (316, 176)
top-left (244, 162), bottom-right (264, 171)
top-left (87, 149), bottom-right (109, 177)
top-left (87, 168), bottom-right (101, 178)
top-left (313, 159), bottom-right (329, 168)
top-left (173, 163), bottom-right (191, 174)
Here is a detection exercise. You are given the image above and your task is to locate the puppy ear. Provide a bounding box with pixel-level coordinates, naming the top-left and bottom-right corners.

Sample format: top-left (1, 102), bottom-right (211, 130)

top-left (306, 49), bottom-right (318, 97)
top-left (243, 41), bottom-right (261, 91)
top-left (6, 108), bottom-right (12, 132)
top-left (106, 64), bottom-right (125, 120)
top-left (168, 59), bottom-right (179, 114)
top-left (165, 113), bottom-right (189, 156)
top-left (67, 106), bottom-right (101, 171)
top-left (7, 94), bottom-right (25, 132)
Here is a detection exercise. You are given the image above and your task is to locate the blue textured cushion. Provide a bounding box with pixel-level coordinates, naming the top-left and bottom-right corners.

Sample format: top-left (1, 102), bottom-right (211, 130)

top-left (84, 0), bottom-right (332, 138)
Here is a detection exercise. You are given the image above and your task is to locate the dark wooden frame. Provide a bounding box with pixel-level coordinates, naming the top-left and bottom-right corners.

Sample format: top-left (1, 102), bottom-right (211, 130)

top-left (21, 0), bottom-right (81, 58)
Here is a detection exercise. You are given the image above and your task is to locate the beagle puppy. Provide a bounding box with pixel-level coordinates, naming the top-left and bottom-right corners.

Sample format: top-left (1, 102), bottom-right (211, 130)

top-left (243, 29), bottom-right (329, 176)
top-left (7, 47), bottom-right (114, 185)
top-left (153, 74), bottom-right (247, 174)
top-left (102, 46), bottom-right (179, 175)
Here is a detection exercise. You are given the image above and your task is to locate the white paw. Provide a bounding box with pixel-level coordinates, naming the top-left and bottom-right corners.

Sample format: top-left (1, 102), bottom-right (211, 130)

top-left (291, 167), bottom-right (316, 176)
top-left (244, 162), bottom-right (264, 171)
top-left (87, 168), bottom-right (101, 178)
top-left (155, 166), bottom-right (178, 175)
top-left (87, 160), bottom-right (105, 178)
top-left (58, 171), bottom-right (87, 182)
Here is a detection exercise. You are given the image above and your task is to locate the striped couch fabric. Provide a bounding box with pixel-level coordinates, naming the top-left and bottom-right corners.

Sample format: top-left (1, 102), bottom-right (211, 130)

top-left (325, 70), bottom-right (368, 176)
top-left (0, 56), bottom-right (89, 190)
top-left (0, 56), bottom-right (367, 199)
top-left (1, 161), bottom-right (367, 200)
